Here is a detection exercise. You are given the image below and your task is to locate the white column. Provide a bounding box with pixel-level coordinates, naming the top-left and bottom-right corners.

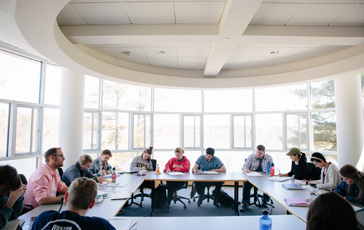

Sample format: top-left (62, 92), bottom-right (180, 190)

top-left (334, 74), bottom-right (363, 168)
top-left (59, 68), bottom-right (85, 169)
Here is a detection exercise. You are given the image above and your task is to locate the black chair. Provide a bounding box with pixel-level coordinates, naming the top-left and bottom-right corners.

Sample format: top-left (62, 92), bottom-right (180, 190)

top-left (19, 174), bottom-right (34, 214)
top-left (171, 182), bottom-right (191, 209)
top-left (247, 187), bottom-right (274, 209)
top-left (192, 185), bottom-right (214, 203)
top-left (126, 159), bottom-right (157, 207)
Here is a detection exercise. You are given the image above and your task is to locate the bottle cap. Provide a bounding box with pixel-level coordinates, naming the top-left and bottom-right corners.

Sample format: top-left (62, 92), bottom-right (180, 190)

top-left (262, 210), bottom-right (269, 215)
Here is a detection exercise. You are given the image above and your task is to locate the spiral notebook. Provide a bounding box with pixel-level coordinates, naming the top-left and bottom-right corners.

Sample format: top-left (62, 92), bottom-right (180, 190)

top-left (282, 183), bottom-right (304, 190)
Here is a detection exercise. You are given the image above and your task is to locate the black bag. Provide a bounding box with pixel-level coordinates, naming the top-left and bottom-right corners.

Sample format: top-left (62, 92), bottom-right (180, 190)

top-left (218, 189), bottom-right (234, 206)
top-left (151, 184), bottom-right (167, 208)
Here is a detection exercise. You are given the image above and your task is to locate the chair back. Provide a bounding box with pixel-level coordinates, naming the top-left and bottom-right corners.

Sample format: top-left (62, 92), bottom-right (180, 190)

top-left (19, 174), bottom-right (27, 185)
top-left (57, 168), bottom-right (64, 177)
top-left (151, 159), bottom-right (157, 171)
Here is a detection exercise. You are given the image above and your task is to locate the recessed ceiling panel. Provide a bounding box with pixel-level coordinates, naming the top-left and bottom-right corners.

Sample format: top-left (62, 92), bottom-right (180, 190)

top-left (143, 47), bottom-right (177, 58)
top-left (57, 4), bottom-right (87, 25)
top-left (330, 4), bottom-right (364, 26)
top-left (250, 3), bottom-right (304, 25)
top-left (230, 47), bottom-right (262, 57)
top-left (287, 3), bottom-right (355, 26)
top-left (71, 3), bottom-right (130, 24)
top-left (177, 47), bottom-right (211, 57)
top-left (123, 2), bottom-right (175, 24)
top-left (178, 57), bottom-right (207, 70)
top-left (148, 57), bottom-right (178, 68)
top-left (222, 57), bottom-right (252, 70)
top-left (109, 47), bottom-right (146, 58)
top-left (255, 47), bottom-right (296, 58)
top-left (244, 57), bottom-right (279, 68)
top-left (175, 2), bottom-right (226, 24)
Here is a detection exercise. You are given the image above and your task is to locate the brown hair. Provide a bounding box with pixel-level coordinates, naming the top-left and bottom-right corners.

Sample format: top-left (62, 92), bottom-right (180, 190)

top-left (175, 147), bottom-right (184, 154)
top-left (79, 155), bottom-right (93, 166)
top-left (340, 164), bottom-right (364, 202)
top-left (142, 146), bottom-right (153, 162)
top-left (67, 177), bottom-right (97, 210)
top-left (257, 145), bottom-right (265, 152)
top-left (0, 165), bottom-right (21, 191)
top-left (306, 192), bottom-right (358, 230)
top-left (44, 147), bottom-right (61, 162)
top-left (102, 149), bottom-right (112, 157)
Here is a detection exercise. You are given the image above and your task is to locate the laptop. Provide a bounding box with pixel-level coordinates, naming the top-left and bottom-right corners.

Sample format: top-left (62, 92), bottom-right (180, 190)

top-left (282, 183), bottom-right (304, 190)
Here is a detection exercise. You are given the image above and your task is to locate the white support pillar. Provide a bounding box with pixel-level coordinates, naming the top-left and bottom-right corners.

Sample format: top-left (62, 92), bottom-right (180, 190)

top-left (334, 74), bottom-right (363, 168)
top-left (59, 68), bottom-right (85, 169)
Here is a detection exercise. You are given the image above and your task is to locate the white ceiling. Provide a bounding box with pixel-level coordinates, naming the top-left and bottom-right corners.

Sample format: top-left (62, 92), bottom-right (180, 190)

top-left (56, 0), bottom-right (364, 76)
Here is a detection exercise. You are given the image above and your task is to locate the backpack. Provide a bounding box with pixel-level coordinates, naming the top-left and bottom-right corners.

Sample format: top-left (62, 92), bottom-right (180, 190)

top-left (151, 184), bottom-right (167, 208)
top-left (218, 189), bottom-right (234, 207)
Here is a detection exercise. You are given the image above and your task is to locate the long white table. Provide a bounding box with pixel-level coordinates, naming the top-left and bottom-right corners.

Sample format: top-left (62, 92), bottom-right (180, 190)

top-left (145, 172), bottom-right (246, 215)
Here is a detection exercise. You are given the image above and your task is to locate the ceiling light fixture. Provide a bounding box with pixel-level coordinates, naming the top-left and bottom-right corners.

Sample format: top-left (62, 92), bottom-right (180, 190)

top-left (156, 50), bottom-right (165, 54)
top-left (223, 38), bottom-right (231, 42)
top-left (122, 51), bottom-right (132, 56)
top-left (270, 51), bottom-right (279, 55)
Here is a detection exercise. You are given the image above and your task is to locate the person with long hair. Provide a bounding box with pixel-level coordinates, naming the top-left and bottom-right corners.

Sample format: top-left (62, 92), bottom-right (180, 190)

top-left (306, 192), bottom-right (358, 230)
top-left (279, 147), bottom-right (312, 180)
top-left (130, 146), bottom-right (154, 171)
top-left (334, 164), bottom-right (364, 205)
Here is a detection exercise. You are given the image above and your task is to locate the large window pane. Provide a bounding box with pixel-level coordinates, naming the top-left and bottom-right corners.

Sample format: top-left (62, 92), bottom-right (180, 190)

top-left (154, 88), bottom-right (201, 112)
top-left (103, 80), bottom-right (151, 111)
top-left (84, 112), bottom-right (99, 150)
top-left (310, 80), bottom-right (335, 109)
top-left (233, 115), bottom-right (252, 148)
top-left (16, 107), bottom-right (40, 154)
top-left (286, 113), bottom-right (308, 150)
top-left (0, 158), bottom-right (37, 179)
top-left (204, 89), bottom-right (252, 112)
top-left (255, 84), bottom-right (307, 112)
top-left (216, 151), bottom-right (252, 172)
top-left (0, 52), bottom-right (41, 103)
top-left (84, 75), bottom-right (99, 109)
top-left (107, 151), bottom-right (139, 171)
top-left (133, 114), bottom-right (151, 149)
top-left (184, 115), bottom-right (201, 148)
top-left (43, 108), bottom-right (59, 151)
top-left (102, 112), bottom-right (129, 150)
top-left (311, 111), bottom-right (336, 151)
top-left (44, 65), bottom-right (61, 105)
top-left (154, 114), bottom-right (179, 149)
top-left (204, 115), bottom-right (230, 149)
top-left (255, 114), bottom-right (283, 150)
top-left (0, 103), bottom-right (9, 157)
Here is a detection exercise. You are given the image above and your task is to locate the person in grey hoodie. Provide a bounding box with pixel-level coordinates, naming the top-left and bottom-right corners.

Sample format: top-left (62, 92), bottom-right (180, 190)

top-left (130, 147), bottom-right (153, 172)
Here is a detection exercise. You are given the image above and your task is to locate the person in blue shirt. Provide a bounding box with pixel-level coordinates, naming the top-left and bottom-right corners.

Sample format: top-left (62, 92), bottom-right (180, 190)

top-left (191, 147), bottom-right (226, 207)
top-left (32, 177), bottom-right (116, 230)
top-left (334, 164), bottom-right (364, 206)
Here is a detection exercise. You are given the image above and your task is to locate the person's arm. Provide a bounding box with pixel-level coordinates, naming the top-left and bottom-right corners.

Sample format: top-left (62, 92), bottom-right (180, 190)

top-left (130, 157), bottom-right (141, 171)
top-left (164, 159), bottom-right (172, 172)
top-left (192, 163), bottom-right (200, 174)
top-left (0, 187), bottom-right (24, 228)
top-left (174, 159), bottom-right (190, 172)
top-left (89, 161), bottom-right (100, 177)
top-left (334, 180), bottom-right (347, 196)
top-left (316, 166), bottom-right (338, 190)
top-left (242, 155), bottom-right (253, 173)
top-left (211, 164), bottom-right (226, 172)
top-left (105, 163), bottom-right (113, 174)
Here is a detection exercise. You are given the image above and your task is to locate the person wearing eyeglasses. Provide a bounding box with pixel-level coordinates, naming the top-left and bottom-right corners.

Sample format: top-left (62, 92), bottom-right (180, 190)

top-left (24, 148), bottom-right (68, 209)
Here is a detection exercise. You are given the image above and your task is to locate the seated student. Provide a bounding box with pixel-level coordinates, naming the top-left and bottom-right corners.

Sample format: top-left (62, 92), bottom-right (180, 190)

top-left (240, 144), bottom-right (273, 212)
top-left (89, 149), bottom-right (113, 177)
top-left (62, 155), bottom-right (104, 186)
top-left (24, 148), bottom-right (68, 209)
top-left (192, 147), bottom-right (226, 207)
top-left (279, 147), bottom-right (312, 180)
top-left (306, 192), bottom-right (358, 230)
top-left (334, 164), bottom-right (364, 205)
top-left (130, 146), bottom-right (153, 172)
top-left (0, 165), bottom-right (26, 229)
top-left (306, 152), bottom-right (340, 190)
top-left (163, 147), bottom-right (190, 213)
top-left (32, 177), bottom-right (116, 230)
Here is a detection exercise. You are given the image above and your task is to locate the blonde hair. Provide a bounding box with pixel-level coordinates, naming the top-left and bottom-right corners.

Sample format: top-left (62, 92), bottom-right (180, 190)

top-left (68, 178), bottom-right (97, 210)
top-left (175, 147), bottom-right (184, 154)
top-left (79, 154), bottom-right (92, 166)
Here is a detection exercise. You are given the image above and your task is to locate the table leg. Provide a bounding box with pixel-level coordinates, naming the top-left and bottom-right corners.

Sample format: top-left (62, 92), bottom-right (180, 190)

top-left (150, 180), bottom-right (155, 216)
top-left (234, 181), bottom-right (239, 216)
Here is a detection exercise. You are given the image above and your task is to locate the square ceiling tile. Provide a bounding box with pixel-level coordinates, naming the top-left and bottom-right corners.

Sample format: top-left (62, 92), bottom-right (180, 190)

top-left (175, 2), bottom-right (226, 24)
top-left (177, 47), bottom-right (211, 57)
top-left (223, 57), bottom-right (252, 70)
top-left (230, 47), bottom-right (262, 57)
top-left (57, 4), bottom-right (87, 25)
top-left (178, 57), bottom-right (207, 70)
top-left (109, 47), bottom-right (146, 58)
top-left (148, 57), bottom-right (178, 68)
top-left (143, 47), bottom-right (177, 58)
top-left (123, 2), bottom-right (175, 24)
top-left (330, 4), bottom-right (364, 26)
top-left (250, 3), bottom-right (304, 25)
top-left (255, 47), bottom-right (295, 58)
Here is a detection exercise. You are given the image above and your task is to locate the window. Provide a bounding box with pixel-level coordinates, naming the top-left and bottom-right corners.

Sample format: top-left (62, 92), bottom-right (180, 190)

top-left (107, 151), bottom-right (139, 171)
top-left (255, 84), bottom-right (308, 112)
top-left (310, 80), bottom-right (335, 109)
top-left (0, 158), bottom-right (37, 179)
top-left (15, 107), bottom-right (40, 154)
top-left (255, 114), bottom-right (283, 150)
top-left (154, 114), bottom-right (179, 149)
top-left (183, 115), bottom-right (201, 148)
top-left (84, 76), bottom-right (100, 109)
top-left (84, 112), bottom-right (99, 150)
top-left (311, 111), bottom-right (336, 151)
top-left (204, 115), bottom-right (230, 149)
top-left (0, 103), bottom-right (9, 157)
top-left (44, 64), bottom-right (61, 105)
top-left (133, 114), bottom-right (151, 149)
top-left (103, 80), bottom-right (151, 111)
top-left (154, 88), bottom-right (201, 112)
top-left (43, 108), bottom-right (60, 151)
top-left (0, 52), bottom-right (41, 103)
top-left (204, 89), bottom-right (252, 112)
top-left (286, 113), bottom-right (308, 150)
top-left (233, 115), bottom-right (252, 148)
top-left (102, 112), bottom-right (129, 150)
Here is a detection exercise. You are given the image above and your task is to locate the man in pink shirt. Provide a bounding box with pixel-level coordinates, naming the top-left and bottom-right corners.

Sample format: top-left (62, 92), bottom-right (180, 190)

top-left (24, 148), bottom-right (68, 209)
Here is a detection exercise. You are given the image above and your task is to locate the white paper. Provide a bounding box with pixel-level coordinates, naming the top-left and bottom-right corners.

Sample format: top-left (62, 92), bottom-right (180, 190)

top-left (194, 171), bottom-right (219, 175)
top-left (97, 190), bottom-right (108, 196)
top-left (166, 172), bottom-right (184, 176)
top-left (106, 182), bottom-right (128, 187)
top-left (245, 172), bottom-right (262, 177)
top-left (109, 218), bottom-right (137, 230)
top-left (110, 191), bottom-right (131, 200)
top-left (266, 176), bottom-right (291, 182)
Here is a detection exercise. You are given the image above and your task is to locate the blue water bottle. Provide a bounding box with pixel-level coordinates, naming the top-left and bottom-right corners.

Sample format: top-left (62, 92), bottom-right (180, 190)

top-left (266, 161), bottom-right (271, 174)
top-left (260, 210), bottom-right (272, 230)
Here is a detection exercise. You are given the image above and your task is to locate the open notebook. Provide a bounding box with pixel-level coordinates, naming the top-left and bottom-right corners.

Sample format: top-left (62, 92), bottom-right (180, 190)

top-left (284, 197), bottom-right (310, 206)
top-left (282, 183), bottom-right (304, 190)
